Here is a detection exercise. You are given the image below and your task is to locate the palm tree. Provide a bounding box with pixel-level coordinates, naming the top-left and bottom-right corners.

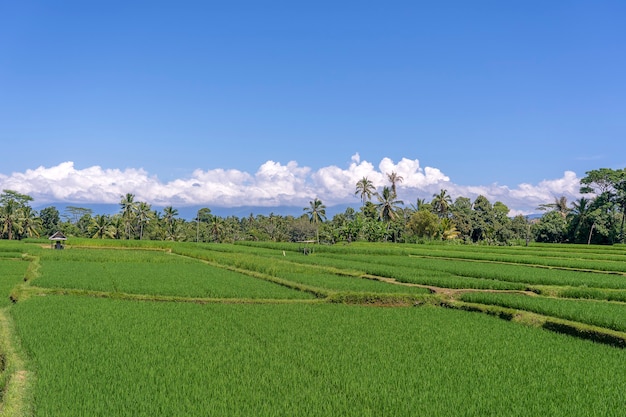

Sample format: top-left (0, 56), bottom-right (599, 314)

top-left (387, 171), bottom-right (404, 197)
top-left (355, 177), bottom-right (375, 207)
top-left (409, 198), bottom-right (428, 213)
top-left (432, 189), bottom-right (453, 218)
top-left (163, 206), bottom-right (178, 239)
top-left (538, 196), bottom-right (570, 219)
top-left (376, 186), bottom-right (404, 241)
top-left (210, 216), bottom-right (224, 242)
top-left (554, 195), bottom-right (571, 219)
top-left (0, 199), bottom-right (19, 240)
top-left (109, 215), bottom-right (124, 239)
top-left (20, 206), bottom-right (41, 238)
top-left (89, 214), bottom-right (114, 239)
top-left (304, 198), bottom-right (327, 243)
top-left (120, 193), bottom-right (137, 239)
top-left (375, 186), bottom-right (404, 223)
top-left (151, 211), bottom-right (166, 240)
top-left (569, 197), bottom-right (591, 243)
top-left (135, 202), bottom-right (153, 240)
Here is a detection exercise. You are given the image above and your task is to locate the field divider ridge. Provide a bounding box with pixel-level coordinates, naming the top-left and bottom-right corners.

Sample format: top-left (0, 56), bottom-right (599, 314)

top-left (407, 254), bottom-right (626, 276)
top-left (170, 251), bottom-right (332, 299)
top-left (441, 299), bottom-right (626, 349)
top-left (172, 251), bottom-right (435, 306)
top-left (12, 286), bottom-right (325, 305)
top-left (0, 308), bottom-right (33, 416)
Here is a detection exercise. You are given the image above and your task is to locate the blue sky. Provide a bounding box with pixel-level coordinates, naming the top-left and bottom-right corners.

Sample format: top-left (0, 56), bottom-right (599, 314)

top-left (1, 1), bottom-right (625, 215)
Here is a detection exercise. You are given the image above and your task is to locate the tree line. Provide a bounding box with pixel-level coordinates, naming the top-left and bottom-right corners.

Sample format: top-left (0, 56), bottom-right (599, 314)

top-left (1, 167), bottom-right (624, 245)
top-left (533, 168), bottom-right (626, 244)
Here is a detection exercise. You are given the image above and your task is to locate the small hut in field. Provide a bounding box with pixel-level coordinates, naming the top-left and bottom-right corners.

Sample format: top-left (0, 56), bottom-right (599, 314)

top-left (49, 231), bottom-right (67, 249)
top-left (296, 240), bottom-right (316, 255)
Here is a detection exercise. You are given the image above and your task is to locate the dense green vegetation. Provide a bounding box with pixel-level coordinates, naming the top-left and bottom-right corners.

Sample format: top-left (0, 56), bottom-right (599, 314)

top-left (2, 167), bottom-right (624, 246)
top-left (1, 239), bottom-right (626, 416)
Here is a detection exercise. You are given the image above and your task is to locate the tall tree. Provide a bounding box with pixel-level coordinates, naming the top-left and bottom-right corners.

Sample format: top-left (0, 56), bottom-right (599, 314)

top-left (135, 201), bottom-right (153, 240)
top-left (0, 190), bottom-right (34, 240)
top-left (509, 215), bottom-right (531, 243)
top-left (40, 206), bottom-right (61, 237)
top-left (63, 206), bottom-right (93, 224)
top-left (210, 216), bottom-right (224, 242)
top-left (579, 168), bottom-right (621, 195)
top-left (406, 210), bottom-right (439, 240)
top-left (195, 208), bottom-right (212, 242)
top-left (304, 198), bottom-right (327, 243)
top-left (354, 177), bottom-right (375, 207)
top-left (387, 171), bottom-right (404, 196)
top-left (432, 189), bottom-right (453, 218)
top-left (450, 197), bottom-right (473, 241)
top-left (375, 186), bottom-right (404, 226)
top-left (120, 193), bottom-right (137, 239)
top-left (584, 192), bottom-right (616, 244)
top-left (580, 168), bottom-right (626, 243)
top-left (20, 206), bottom-right (42, 238)
top-left (109, 215), bottom-right (124, 239)
top-left (616, 178), bottom-right (626, 243)
top-left (568, 197), bottom-right (592, 243)
top-left (538, 196), bottom-right (570, 219)
top-left (89, 214), bottom-right (114, 239)
top-left (163, 206), bottom-right (179, 239)
top-left (533, 211), bottom-right (568, 243)
top-left (471, 195), bottom-right (495, 242)
top-left (76, 214), bottom-right (92, 237)
top-left (0, 190), bottom-right (33, 207)
top-left (493, 201), bottom-right (513, 243)
top-left (0, 199), bottom-right (19, 240)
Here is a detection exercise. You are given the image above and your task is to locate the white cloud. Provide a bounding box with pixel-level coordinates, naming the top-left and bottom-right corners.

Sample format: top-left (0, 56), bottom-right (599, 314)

top-left (440, 171), bottom-right (584, 216)
top-left (0, 157), bottom-right (584, 216)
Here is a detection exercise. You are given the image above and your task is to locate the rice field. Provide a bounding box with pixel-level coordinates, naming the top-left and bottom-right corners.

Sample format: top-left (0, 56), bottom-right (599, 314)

top-left (1, 239), bottom-right (626, 416)
top-left (11, 296), bottom-right (626, 417)
top-left (36, 248), bottom-right (314, 300)
top-left (0, 259), bottom-right (28, 308)
top-left (460, 292), bottom-right (626, 333)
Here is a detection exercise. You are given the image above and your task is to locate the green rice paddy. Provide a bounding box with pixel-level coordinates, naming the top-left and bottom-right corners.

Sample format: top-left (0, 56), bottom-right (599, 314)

top-left (1, 240), bottom-right (625, 416)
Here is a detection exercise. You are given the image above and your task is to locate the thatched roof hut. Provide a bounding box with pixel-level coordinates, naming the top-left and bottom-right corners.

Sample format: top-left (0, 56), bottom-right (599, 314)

top-left (49, 231), bottom-right (67, 249)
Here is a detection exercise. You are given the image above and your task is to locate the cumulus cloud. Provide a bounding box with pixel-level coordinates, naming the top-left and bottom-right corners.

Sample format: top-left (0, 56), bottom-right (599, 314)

top-left (439, 171), bottom-right (583, 216)
top-left (0, 155), bottom-right (584, 215)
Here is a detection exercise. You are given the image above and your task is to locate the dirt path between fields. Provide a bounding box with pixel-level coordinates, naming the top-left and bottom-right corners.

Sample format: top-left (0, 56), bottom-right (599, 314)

top-left (361, 274), bottom-right (538, 299)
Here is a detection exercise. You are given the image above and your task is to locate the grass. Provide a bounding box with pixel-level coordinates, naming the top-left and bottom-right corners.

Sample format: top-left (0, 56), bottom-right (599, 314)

top-left (460, 292), bottom-right (626, 333)
top-left (171, 243), bottom-right (432, 296)
top-left (0, 259), bottom-right (29, 307)
top-left (10, 296), bottom-right (626, 417)
top-left (36, 257), bottom-right (314, 299)
top-left (2, 239), bottom-right (626, 416)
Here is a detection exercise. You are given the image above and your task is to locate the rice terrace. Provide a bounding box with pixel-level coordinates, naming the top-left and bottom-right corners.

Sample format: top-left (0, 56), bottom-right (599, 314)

top-left (0, 239), bottom-right (624, 416)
